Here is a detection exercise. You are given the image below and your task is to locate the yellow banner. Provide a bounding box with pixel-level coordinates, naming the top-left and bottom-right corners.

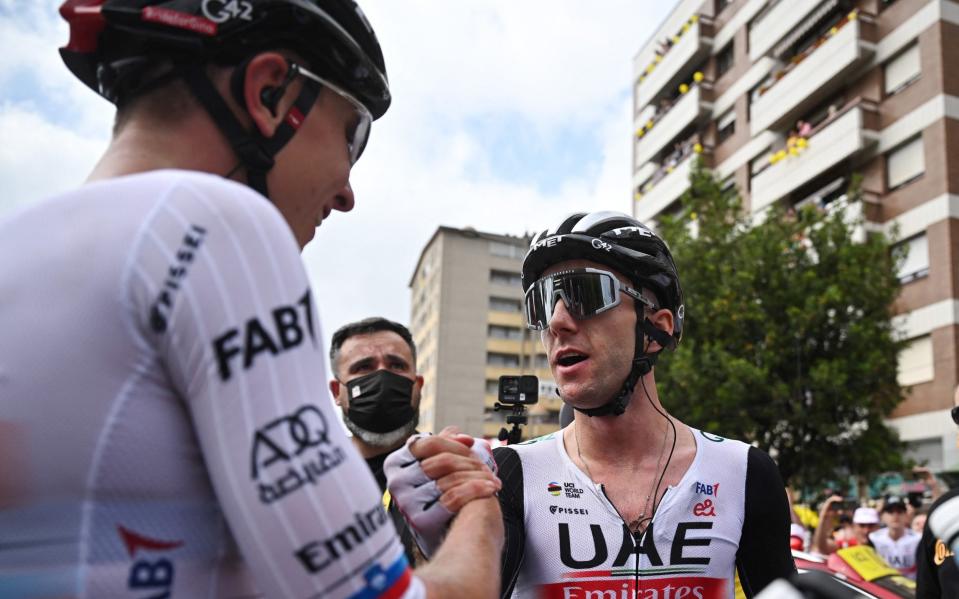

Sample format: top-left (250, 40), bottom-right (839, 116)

top-left (836, 546), bottom-right (900, 582)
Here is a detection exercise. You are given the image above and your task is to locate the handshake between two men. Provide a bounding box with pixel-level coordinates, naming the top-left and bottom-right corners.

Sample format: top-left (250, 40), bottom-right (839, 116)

top-left (385, 428), bottom-right (502, 558)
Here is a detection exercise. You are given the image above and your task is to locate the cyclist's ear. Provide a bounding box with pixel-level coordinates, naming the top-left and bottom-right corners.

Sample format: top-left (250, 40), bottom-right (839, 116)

top-left (240, 52), bottom-right (298, 137)
top-left (645, 308), bottom-right (674, 353)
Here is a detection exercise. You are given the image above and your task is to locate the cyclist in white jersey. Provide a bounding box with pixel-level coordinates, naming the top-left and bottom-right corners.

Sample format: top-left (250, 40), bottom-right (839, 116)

top-left (869, 496), bottom-right (920, 579)
top-left (0, 1), bottom-right (502, 597)
top-left (495, 212), bottom-right (795, 598)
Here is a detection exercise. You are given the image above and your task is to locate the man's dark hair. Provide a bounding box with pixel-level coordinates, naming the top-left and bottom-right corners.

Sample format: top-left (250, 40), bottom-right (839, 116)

top-left (329, 317), bottom-right (417, 377)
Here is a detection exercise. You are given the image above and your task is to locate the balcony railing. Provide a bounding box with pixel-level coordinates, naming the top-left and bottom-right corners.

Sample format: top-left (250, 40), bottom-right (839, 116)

top-left (749, 0), bottom-right (836, 62)
top-left (635, 16), bottom-right (713, 112)
top-left (634, 152), bottom-right (698, 223)
top-left (633, 161), bottom-right (656, 189)
top-left (750, 13), bottom-right (875, 135)
top-left (750, 103), bottom-right (878, 213)
top-left (634, 84), bottom-right (712, 171)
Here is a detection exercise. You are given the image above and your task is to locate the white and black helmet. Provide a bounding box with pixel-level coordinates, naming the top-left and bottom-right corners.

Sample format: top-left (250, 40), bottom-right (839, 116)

top-left (59, 0), bottom-right (390, 200)
top-left (523, 211), bottom-right (685, 347)
top-left (59, 0), bottom-right (390, 116)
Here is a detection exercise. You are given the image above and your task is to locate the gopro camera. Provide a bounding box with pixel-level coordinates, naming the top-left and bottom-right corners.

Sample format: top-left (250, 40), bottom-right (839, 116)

top-left (498, 375), bottom-right (539, 405)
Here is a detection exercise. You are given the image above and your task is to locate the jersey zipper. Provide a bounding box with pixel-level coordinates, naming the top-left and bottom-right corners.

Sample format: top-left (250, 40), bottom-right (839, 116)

top-left (597, 483), bottom-right (675, 598)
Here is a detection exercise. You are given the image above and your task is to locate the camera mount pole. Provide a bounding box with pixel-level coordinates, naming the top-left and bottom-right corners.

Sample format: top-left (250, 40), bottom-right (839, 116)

top-left (494, 402), bottom-right (529, 445)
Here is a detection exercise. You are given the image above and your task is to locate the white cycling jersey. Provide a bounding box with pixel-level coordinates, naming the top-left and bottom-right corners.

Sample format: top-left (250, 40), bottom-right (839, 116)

top-left (0, 170), bottom-right (423, 599)
top-left (493, 428), bottom-right (795, 598)
top-left (869, 527), bottom-right (920, 579)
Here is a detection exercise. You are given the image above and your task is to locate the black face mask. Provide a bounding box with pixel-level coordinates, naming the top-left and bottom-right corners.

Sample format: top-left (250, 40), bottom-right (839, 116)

top-left (344, 370), bottom-right (417, 433)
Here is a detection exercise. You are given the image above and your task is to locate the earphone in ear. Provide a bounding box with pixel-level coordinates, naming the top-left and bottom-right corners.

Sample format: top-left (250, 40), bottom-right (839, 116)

top-left (258, 62), bottom-right (300, 117)
top-left (260, 86), bottom-right (281, 117)
top-left (229, 59), bottom-right (298, 118)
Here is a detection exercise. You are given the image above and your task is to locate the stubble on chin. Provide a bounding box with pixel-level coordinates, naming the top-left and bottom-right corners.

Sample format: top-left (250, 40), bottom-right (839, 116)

top-left (557, 362), bottom-right (631, 409)
top-left (344, 413), bottom-right (420, 449)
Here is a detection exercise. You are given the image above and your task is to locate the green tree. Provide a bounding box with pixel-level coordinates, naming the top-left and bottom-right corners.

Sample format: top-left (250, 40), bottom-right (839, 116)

top-left (656, 161), bottom-right (908, 489)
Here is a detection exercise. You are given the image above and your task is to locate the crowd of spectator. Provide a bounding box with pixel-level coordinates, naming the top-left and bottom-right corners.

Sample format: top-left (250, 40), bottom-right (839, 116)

top-left (788, 466), bottom-right (943, 581)
top-left (637, 14), bottom-right (702, 85)
top-left (754, 10), bottom-right (861, 99)
top-left (755, 99), bottom-right (850, 174)
top-left (635, 135), bottom-right (704, 200)
top-left (635, 71), bottom-right (706, 140)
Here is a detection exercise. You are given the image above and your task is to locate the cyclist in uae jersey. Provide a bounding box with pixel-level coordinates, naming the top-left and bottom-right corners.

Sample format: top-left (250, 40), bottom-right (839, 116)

top-left (869, 496), bottom-right (921, 579)
top-left (495, 429), bottom-right (792, 598)
top-left (0, 2), bottom-right (502, 597)
top-left (495, 211), bottom-right (795, 598)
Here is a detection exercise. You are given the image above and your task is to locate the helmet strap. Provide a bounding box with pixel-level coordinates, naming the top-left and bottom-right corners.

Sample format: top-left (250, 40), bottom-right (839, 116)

top-left (572, 305), bottom-right (668, 418)
top-left (180, 63), bottom-right (320, 200)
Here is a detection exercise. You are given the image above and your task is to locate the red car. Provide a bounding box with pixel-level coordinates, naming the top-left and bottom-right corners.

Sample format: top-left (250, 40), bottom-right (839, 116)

top-left (793, 546), bottom-right (916, 598)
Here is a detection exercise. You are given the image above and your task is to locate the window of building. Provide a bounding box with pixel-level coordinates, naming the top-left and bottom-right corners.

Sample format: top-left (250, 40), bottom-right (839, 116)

top-left (488, 324), bottom-right (523, 340)
top-left (895, 233), bottom-right (929, 283)
top-left (487, 352), bottom-right (520, 367)
top-left (489, 297), bottom-right (522, 312)
top-left (904, 438), bottom-right (942, 472)
top-left (717, 108), bottom-right (736, 144)
top-left (524, 354), bottom-right (550, 369)
top-left (716, 41), bottom-right (734, 78)
top-left (539, 379), bottom-right (558, 399)
top-left (887, 136), bottom-right (925, 190)
top-left (715, 0), bottom-right (732, 14)
top-left (483, 406), bottom-right (507, 423)
top-left (489, 241), bottom-right (525, 259)
top-left (485, 379), bottom-right (500, 395)
top-left (795, 177), bottom-right (848, 211)
top-left (490, 270), bottom-right (522, 287)
top-left (897, 335), bottom-right (934, 386)
top-left (884, 42), bottom-right (920, 96)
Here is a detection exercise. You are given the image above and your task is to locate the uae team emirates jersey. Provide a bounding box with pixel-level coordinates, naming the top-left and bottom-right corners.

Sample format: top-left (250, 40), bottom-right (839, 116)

top-left (0, 171), bottom-right (422, 599)
top-left (869, 527), bottom-right (920, 579)
top-left (493, 428), bottom-right (795, 599)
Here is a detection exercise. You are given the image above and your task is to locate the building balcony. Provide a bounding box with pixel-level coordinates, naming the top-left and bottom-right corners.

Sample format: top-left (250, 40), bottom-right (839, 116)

top-left (634, 85), bottom-right (712, 171)
top-left (750, 104), bottom-right (879, 213)
top-left (750, 15), bottom-right (875, 136)
top-left (635, 16), bottom-right (713, 112)
top-left (634, 152), bottom-right (696, 223)
top-left (633, 161), bottom-right (656, 190)
top-left (486, 337), bottom-right (524, 355)
top-left (488, 311), bottom-right (524, 328)
top-left (749, 0), bottom-right (837, 62)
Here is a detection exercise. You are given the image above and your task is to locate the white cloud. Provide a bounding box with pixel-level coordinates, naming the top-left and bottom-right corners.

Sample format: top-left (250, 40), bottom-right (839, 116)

top-left (0, 1), bottom-right (93, 103)
top-left (0, 0), bottom-right (114, 213)
top-left (0, 1), bottom-right (678, 350)
top-left (302, 93), bottom-right (636, 332)
top-left (0, 103), bottom-right (108, 214)
top-left (362, 0), bottom-right (663, 129)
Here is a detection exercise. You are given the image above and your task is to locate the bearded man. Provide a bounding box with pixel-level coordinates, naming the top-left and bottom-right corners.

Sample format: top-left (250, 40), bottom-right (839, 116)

top-left (329, 317), bottom-right (426, 564)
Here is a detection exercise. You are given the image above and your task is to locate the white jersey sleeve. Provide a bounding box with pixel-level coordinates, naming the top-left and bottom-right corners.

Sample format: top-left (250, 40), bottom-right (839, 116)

top-left (134, 173), bottom-right (421, 598)
top-left (0, 171), bottom-right (423, 599)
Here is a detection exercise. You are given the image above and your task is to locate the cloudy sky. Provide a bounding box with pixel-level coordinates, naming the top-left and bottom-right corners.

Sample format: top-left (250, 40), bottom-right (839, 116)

top-left (0, 0), bottom-right (677, 351)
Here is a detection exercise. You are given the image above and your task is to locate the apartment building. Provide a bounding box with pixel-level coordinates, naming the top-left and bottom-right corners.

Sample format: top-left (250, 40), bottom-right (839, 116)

top-left (408, 226), bottom-right (562, 441)
top-left (632, 0), bottom-right (959, 469)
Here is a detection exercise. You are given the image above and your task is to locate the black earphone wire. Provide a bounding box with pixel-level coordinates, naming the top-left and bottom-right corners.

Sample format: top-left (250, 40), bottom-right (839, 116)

top-left (634, 375), bottom-right (678, 537)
